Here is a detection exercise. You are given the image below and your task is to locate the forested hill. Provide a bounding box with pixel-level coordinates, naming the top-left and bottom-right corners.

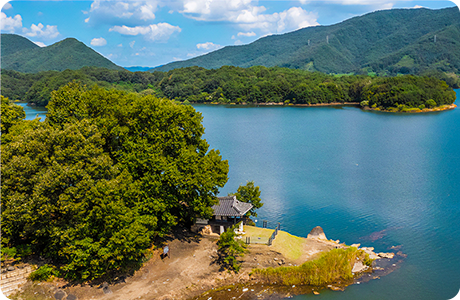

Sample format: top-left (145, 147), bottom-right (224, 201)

top-left (153, 7), bottom-right (460, 76)
top-left (1, 34), bottom-right (125, 73)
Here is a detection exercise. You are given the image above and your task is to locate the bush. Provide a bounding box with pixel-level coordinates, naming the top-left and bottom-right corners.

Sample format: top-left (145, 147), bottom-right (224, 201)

top-left (29, 265), bottom-right (58, 281)
top-left (217, 223), bottom-right (247, 272)
top-left (426, 99), bottom-right (437, 108)
top-left (360, 100), bottom-right (369, 107)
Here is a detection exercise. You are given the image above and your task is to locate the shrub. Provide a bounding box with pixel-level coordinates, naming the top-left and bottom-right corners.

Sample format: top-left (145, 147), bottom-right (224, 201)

top-left (217, 223), bottom-right (247, 272)
top-left (360, 100), bottom-right (369, 107)
top-left (426, 99), bottom-right (437, 108)
top-left (29, 265), bottom-right (58, 281)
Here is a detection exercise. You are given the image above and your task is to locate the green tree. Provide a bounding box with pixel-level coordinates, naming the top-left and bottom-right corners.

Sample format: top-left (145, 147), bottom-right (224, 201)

top-left (230, 181), bottom-right (263, 217)
top-left (0, 96), bottom-right (25, 135)
top-left (426, 99), bottom-right (437, 108)
top-left (217, 223), bottom-right (247, 272)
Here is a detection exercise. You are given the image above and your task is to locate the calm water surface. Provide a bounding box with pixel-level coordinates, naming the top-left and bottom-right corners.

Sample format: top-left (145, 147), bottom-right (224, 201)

top-left (193, 92), bottom-right (460, 300)
top-left (22, 92), bottom-right (460, 299)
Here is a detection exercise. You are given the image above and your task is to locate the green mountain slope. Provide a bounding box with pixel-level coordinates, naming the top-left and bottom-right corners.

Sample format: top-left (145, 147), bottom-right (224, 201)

top-left (1, 34), bottom-right (125, 73)
top-left (1, 34), bottom-right (40, 57)
top-left (153, 7), bottom-right (460, 75)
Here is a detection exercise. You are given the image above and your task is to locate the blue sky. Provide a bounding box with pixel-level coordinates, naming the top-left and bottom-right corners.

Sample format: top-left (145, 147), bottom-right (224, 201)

top-left (1, 0), bottom-right (459, 68)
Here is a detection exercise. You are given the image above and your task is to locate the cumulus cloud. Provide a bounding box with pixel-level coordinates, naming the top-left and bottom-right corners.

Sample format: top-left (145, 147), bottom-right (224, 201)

top-left (109, 23), bottom-right (181, 42)
top-left (84, 0), bottom-right (158, 26)
top-left (91, 37), bottom-right (107, 46)
top-left (176, 0), bottom-right (317, 34)
top-left (1, 12), bottom-right (22, 32)
top-left (0, 0), bottom-right (12, 9)
top-left (236, 6), bottom-right (318, 33)
top-left (196, 41), bottom-right (221, 51)
top-left (23, 23), bottom-right (59, 40)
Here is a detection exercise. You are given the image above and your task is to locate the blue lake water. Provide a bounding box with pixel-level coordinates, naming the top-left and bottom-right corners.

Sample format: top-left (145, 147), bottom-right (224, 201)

top-left (21, 92), bottom-right (460, 299)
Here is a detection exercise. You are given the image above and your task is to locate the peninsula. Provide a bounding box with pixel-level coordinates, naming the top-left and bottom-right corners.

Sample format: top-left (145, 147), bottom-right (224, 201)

top-left (5, 225), bottom-right (404, 300)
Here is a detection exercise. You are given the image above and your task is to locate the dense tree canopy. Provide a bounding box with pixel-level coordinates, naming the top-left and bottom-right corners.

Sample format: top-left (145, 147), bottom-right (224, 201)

top-left (1, 66), bottom-right (456, 112)
top-left (1, 82), bottom-right (229, 280)
top-left (0, 96), bottom-right (25, 135)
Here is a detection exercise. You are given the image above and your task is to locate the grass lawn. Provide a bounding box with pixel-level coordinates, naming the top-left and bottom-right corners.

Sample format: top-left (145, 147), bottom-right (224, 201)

top-left (271, 231), bottom-right (306, 261)
top-left (243, 226), bottom-right (306, 261)
top-left (243, 225), bottom-right (274, 239)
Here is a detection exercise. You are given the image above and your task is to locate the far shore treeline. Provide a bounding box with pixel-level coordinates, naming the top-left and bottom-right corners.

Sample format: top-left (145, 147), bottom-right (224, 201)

top-left (1, 66), bottom-right (456, 111)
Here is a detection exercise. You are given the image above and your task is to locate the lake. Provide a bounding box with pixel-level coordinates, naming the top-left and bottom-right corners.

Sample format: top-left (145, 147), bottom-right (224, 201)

top-left (20, 91), bottom-right (460, 299)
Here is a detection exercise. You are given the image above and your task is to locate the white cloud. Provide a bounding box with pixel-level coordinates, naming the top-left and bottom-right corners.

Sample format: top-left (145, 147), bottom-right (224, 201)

top-left (0, 0), bottom-right (12, 10)
top-left (33, 41), bottom-right (46, 47)
top-left (117, 43), bottom-right (123, 47)
top-left (237, 31), bottom-right (256, 37)
top-left (109, 23), bottom-right (181, 42)
top-left (236, 7), bottom-right (319, 34)
top-left (1, 12), bottom-right (22, 32)
top-left (196, 41), bottom-right (221, 51)
top-left (91, 37), bottom-right (107, 46)
top-left (308, 0), bottom-right (395, 9)
top-left (85, 1), bottom-right (158, 26)
top-left (130, 40), bottom-right (135, 48)
top-left (176, 0), bottom-right (317, 35)
top-left (23, 23), bottom-right (59, 40)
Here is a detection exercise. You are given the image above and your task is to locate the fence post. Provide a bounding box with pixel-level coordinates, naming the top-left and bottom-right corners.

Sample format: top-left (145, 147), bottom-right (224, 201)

top-left (278, 222), bottom-right (280, 230)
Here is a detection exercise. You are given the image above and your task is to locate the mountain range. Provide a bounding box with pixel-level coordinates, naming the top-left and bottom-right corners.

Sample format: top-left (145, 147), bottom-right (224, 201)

top-left (1, 34), bottom-right (124, 73)
top-left (153, 7), bottom-right (460, 76)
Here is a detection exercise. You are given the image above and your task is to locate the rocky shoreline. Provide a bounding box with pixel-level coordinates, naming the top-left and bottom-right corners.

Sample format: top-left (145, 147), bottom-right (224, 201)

top-left (192, 226), bottom-right (406, 300)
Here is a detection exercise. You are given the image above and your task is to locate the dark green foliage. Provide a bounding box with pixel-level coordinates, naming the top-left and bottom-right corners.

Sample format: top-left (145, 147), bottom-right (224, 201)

top-left (1, 33), bottom-right (39, 57)
top-left (1, 82), bottom-right (229, 280)
top-left (230, 181), bottom-right (263, 217)
top-left (29, 265), bottom-right (58, 282)
top-left (0, 95), bottom-right (25, 135)
top-left (153, 7), bottom-right (460, 77)
top-left (1, 35), bottom-right (124, 73)
top-left (361, 75), bottom-right (455, 109)
top-left (217, 223), bottom-right (247, 272)
top-left (1, 66), bottom-right (455, 110)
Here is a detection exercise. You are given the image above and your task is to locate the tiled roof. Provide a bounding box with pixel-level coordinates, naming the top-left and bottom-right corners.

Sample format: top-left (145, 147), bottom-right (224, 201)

top-left (212, 196), bottom-right (253, 217)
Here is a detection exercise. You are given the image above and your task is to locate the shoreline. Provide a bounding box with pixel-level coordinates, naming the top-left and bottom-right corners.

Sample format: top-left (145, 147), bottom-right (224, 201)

top-left (363, 103), bottom-right (457, 113)
top-left (10, 226), bottom-right (405, 300)
top-left (193, 101), bottom-right (457, 113)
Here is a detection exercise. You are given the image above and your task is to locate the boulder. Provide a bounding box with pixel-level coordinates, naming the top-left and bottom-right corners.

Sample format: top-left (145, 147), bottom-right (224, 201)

top-left (352, 261), bottom-right (368, 273)
top-left (201, 225), bottom-right (213, 235)
top-left (378, 252), bottom-right (395, 259)
top-left (307, 226), bottom-right (327, 240)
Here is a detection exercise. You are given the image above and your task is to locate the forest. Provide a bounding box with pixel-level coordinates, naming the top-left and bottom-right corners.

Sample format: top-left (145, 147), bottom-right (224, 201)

top-left (1, 66), bottom-right (456, 111)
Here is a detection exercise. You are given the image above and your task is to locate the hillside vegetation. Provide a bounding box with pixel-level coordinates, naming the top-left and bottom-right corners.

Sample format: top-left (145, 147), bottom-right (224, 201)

top-left (1, 66), bottom-right (456, 112)
top-left (1, 34), bottom-right (125, 73)
top-left (153, 7), bottom-right (460, 77)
